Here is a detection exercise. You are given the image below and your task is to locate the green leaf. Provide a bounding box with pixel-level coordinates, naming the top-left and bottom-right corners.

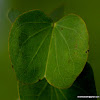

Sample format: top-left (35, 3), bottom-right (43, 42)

top-left (8, 8), bottom-right (22, 23)
top-left (9, 10), bottom-right (89, 88)
top-left (18, 62), bottom-right (97, 100)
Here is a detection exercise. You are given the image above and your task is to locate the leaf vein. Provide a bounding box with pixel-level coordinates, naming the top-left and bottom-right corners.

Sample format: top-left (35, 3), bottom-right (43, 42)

top-left (21, 26), bottom-right (51, 47)
top-left (54, 88), bottom-right (59, 100)
top-left (59, 89), bottom-right (68, 100)
top-left (56, 24), bottom-right (83, 40)
top-left (44, 25), bottom-right (53, 77)
top-left (55, 27), bottom-right (75, 74)
top-left (54, 32), bottom-right (65, 85)
top-left (19, 28), bottom-right (50, 78)
top-left (38, 83), bottom-right (48, 96)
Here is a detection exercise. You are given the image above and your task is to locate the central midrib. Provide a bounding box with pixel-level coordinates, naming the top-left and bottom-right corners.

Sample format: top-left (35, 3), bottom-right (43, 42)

top-left (44, 22), bottom-right (55, 77)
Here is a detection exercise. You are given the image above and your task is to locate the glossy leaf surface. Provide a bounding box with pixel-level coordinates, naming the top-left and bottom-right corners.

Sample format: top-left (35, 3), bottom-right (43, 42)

top-left (9, 10), bottom-right (89, 88)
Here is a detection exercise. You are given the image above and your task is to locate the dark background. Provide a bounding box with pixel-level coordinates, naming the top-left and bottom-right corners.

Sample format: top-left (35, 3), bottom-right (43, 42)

top-left (0, 0), bottom-right (100, 100)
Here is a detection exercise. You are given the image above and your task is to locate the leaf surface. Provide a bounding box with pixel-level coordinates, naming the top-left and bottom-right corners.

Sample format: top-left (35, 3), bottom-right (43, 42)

top-left (18, 63), bottom-right (97, 100)
top-left (9, 10), bottom-right (89, 88)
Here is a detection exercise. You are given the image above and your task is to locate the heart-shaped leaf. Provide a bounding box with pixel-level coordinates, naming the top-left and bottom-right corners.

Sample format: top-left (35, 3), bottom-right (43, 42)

top-left (18, 63), bottom-right (97, 100)
top-left (9, 10), bottom-right (89, 88)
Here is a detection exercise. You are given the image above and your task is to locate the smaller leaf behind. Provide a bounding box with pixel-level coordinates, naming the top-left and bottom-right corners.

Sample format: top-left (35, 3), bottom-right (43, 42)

top-left (18, 62), bottom-right (97, 100)
top-left (49, 4), bottom-right (65, 22)
top-left (8, 8), bottom-right (22, 23)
